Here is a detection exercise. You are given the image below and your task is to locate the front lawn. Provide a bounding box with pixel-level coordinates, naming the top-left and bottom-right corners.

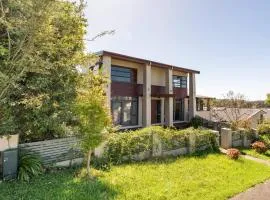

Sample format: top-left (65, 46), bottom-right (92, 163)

top-left (241, 148), bottom-right (270, 161)
top-left (1, 153), bottom-right (270, 200)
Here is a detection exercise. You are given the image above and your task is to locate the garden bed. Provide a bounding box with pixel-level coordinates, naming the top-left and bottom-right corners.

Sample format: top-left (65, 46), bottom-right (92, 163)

top-left (1, 153), bottom-right (270, 200)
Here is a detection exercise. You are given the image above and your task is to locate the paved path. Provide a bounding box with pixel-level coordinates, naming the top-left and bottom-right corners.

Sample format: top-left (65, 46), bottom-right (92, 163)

top-left (219, 148), bottom-right (270, 166)
top-left (241, 154), bottom-right (270, 166)
top-left (230, 180), bottom-right (270, 200)
top-left (219, 148), bottom-right (270, 200)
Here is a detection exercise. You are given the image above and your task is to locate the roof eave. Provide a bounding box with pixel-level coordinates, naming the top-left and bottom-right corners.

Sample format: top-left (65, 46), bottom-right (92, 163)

top-left (97, 50), bottom-right (200, 74)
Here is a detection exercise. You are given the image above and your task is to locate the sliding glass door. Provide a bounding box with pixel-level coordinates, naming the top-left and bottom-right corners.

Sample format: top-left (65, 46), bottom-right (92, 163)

top-left (111, 97), bottom-right (138, 126)
top-left (174, 99), bottom-right (184, 121)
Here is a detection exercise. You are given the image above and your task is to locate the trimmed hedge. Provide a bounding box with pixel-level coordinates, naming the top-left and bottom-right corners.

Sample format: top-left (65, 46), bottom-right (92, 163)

top-left (194, 129), bottom-right (218, 151)
top-left (102, 126), bottom-right (218, 165)
top-left (104, 127), bottom-right (153, 164)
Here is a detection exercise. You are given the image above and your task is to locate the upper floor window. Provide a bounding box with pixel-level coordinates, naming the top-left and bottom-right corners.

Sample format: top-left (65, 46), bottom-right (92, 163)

top-left (173, 75), bottom-right (187, 88)
top-left (111, 65), bottom-right (136, 83)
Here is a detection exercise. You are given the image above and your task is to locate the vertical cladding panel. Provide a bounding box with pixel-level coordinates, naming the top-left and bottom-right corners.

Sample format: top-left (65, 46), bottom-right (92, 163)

top-left (19, 137), bottom-right (82, 165)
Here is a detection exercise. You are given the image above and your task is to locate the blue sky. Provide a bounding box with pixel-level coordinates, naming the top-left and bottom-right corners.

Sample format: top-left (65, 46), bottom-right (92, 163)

top-left (85, 0), bottom-right (270, 100)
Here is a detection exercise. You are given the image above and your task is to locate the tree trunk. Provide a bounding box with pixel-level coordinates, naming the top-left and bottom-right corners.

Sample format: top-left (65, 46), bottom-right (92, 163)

top-left (86, 149), bottom-right (92, 177)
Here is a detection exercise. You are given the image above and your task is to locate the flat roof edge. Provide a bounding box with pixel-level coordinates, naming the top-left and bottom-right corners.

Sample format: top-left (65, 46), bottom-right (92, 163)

top-left (96, 50), bottom-right (200, 74)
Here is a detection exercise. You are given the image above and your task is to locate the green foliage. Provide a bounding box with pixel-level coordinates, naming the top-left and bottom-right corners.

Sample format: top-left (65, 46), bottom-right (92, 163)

top-left (258, 121), bottom-right (270, 135)
top-left (91, 156), bottom-right (112, 171)
top-left (103, 126), bottom-right (218, 165)
top-left (260, 134), bottom-right (270, 148)
top-left (0, 0), bottom-right (88, 142)
top-left (104, 127), bottom-right (154, 164)
top-left (159, 127), bottom-right (188, 150)
top-left (75, 70), bottom-right (111, 152)
top-left (265, 94), bottom-right (270, 106)
top-left (18, 150), bottom-right (42, 182)
top-left (194, 128), bottom-right (218, 151)
top-left (190, 116), bottom-right (203, 128)
top-left (74, 70), bottom-right (111, 175)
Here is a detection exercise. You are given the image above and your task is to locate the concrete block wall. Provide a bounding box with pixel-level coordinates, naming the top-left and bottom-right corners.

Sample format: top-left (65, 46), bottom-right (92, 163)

top-left (220, 128), bottom-right (257, 149)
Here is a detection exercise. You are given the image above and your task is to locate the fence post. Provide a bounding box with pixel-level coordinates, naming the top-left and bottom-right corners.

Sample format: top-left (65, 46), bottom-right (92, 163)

top-left (152, 134), bottom-right (162, 157)
top-left (243, 134), bottom-right (249, 148)
top-left (94, 142), bottom-right (107, 158)
top-left (188, 133), bottom-right (196, 154)
top-left (220, 128), bottom-right (232, 149)
top-left (252, 128), bottom-right (259, 139)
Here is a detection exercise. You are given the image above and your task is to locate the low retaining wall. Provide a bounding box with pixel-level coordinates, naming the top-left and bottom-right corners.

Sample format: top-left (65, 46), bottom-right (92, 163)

top-left (19, 137), bottom-right (83, 167)
top-left (17, 129), bottom-right (220, 166)
top-left (220, 128), bottom-right (257, 149)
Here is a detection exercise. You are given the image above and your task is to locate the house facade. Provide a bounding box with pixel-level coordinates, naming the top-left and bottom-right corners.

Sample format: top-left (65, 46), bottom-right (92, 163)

top-left (97, 51), bottom-right (200, 129)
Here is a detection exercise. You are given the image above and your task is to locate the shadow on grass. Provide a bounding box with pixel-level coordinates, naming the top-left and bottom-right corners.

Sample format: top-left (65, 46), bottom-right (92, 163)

top-left (0, 170), bottom-right (118, 200)
top-left (264, 151), bottom-right (270, 157)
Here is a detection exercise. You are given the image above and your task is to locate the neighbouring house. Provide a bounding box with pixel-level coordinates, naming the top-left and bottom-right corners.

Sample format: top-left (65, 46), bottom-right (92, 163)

top-left (95, 51), bottom-right (200, 129)
top-left (196, 108), bottom-right (267, 129)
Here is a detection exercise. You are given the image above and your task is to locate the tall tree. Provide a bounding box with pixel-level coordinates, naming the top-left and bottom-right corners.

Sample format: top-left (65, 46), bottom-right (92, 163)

top-left (0, 0), bottom-right (87, 142)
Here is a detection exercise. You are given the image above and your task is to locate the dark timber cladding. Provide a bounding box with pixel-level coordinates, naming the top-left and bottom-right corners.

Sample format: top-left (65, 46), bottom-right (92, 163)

top-left (111, 84), bottom-right (187, 98)
top-left (96, 50), bottom-right (200, 74)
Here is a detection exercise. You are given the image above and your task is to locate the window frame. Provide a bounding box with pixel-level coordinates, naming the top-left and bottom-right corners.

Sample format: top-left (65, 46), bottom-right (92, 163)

top-left (111, 96), bottom-right (139, 126)
top-left (111, 65), bottom-right (137, 83)
top-left (173, 98), bottom-right (185, 121)
top-left (173, 75), bottom-right (187, 88)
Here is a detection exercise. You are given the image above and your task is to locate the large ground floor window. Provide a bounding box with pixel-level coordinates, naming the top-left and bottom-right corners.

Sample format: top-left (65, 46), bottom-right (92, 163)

top-left (174, 99), bottom-right (184, 121)
top-left (111, 96), bottom-right (138, 126)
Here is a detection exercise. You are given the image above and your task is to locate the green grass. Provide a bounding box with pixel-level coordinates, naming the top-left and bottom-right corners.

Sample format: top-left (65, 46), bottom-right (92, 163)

top-left (241, 148), bottom-right (270, 161)
top-left (1, 153), bottom-right (270, 200)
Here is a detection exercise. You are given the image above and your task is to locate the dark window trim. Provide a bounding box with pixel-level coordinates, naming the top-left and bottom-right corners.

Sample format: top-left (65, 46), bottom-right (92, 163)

top-left (111, 65), bottom-right (137, 83)
top-left (173, 75), bottom-right (187, 88)
top-left (173, 98), bottom-right (185, 121)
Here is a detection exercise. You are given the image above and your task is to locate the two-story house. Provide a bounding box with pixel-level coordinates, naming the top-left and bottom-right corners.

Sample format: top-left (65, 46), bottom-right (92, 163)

top-left (96, 51), bottom-right (200, 129)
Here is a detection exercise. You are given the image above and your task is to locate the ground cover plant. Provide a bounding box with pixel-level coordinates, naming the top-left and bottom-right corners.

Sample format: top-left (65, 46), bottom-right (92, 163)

top-left (1, 153), bottom-right (270, 200)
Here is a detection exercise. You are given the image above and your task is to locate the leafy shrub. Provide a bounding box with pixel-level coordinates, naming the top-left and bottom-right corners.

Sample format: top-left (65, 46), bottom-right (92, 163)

top-left (258, 122), bottom-right (270, 135)
top-left (18, 150), bottom-right (42, 182)
top-left (227, 148), bottom-right (240, 160)
top-left (194, 128), bottom-right (219, 151)
top-left (157, 127), bottom-right (188, 150)
top-left (190, 116), bottom-right (203, 129)
top-left (104, 127), bottom-right (154, 164)
top-left (91, 156), bottom-right (111, 171)
top-left (251, 141), bottom-right (267, 153)
top-left (260, 134), bottom-right (270, 148)
top-left (103, 126), bottom-right (218, 164)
